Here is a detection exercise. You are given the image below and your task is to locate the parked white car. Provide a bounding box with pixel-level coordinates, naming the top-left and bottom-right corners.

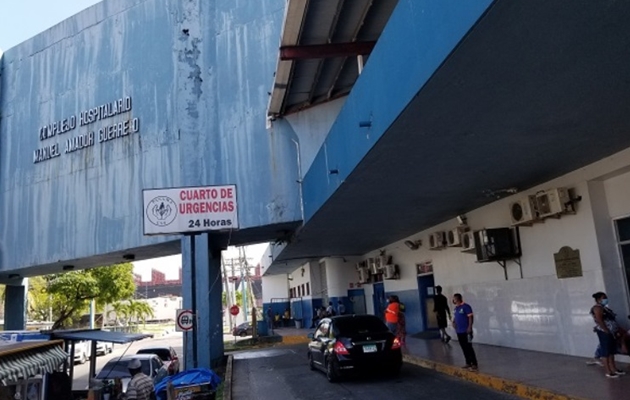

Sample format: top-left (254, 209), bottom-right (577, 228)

top-left (96, 341), bottom-right (114, 356)
top-left (73, 341), bottom-right (92, 364)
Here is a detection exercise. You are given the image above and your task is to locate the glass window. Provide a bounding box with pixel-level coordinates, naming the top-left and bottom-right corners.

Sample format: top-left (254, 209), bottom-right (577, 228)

top-left (137, 348), bottom-right (171, 361)
top-left (306, 282), bottom-right (310, 296)
top-left (96, 359), bottom-right (150, 379)
top-left (314, 321), bottom-right (330, 339)
top-left (334, 316), bottom-right (388, 336)
top-left (618, 217), bottom-right (630, 243)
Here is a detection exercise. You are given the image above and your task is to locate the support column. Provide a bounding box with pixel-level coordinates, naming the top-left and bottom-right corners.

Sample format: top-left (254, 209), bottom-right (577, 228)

top-left (4, 279), bottom-right (28, 330)
top-left (182, 234), bottom-right (225, 369)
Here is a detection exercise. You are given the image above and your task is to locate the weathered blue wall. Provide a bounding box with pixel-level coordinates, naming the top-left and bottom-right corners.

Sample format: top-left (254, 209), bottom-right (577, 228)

top-left (300, 0), bottom-right (494, 222)
top-left (0, 0), bottom-right (300, 275)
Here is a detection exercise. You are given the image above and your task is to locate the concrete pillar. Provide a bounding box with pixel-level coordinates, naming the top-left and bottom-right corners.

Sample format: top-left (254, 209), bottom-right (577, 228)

top-left (182, 234), bottom-right (225, 369)
top-left (4, 279), bottom-right (28, 330)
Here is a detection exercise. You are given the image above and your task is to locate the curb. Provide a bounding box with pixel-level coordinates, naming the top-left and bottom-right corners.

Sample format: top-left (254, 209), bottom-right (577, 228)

top-left (403, 354), bottom-right (588, 400)
top-left (279, 335), bottom-right (310, 345)
top-left (223, 354), bottom-right (233, 400)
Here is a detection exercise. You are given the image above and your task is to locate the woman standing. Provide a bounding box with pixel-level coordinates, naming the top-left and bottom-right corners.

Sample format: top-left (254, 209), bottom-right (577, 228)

top-left (395, 296), bottom-right (407, 347)
top-left (590, 292), bottom-right (625, 378)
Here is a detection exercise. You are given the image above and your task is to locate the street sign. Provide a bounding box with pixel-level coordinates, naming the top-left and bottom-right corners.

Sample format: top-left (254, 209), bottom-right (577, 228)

top-left (229, 305), bottom-right (240, 316)
top-left (142, 185), bottom-right (238, 235)
top-left (176, 309), bottom-right (194, 332)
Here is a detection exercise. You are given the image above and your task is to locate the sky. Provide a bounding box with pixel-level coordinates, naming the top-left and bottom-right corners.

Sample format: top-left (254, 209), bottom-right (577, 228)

top-left (0, 1), bottom-right (271, 280)
top-left (133, 244), bottom-right (269, 281)
top-left (0, 0), bottom-right (101, 50)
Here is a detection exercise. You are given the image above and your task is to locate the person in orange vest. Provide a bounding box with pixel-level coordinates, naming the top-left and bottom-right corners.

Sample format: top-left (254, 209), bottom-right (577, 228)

top-left (385, 295), bottom-right (400, 334)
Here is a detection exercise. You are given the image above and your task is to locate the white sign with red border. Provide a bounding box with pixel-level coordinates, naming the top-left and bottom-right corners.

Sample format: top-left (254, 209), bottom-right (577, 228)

top-left (143, 185), bottom-right (238, 235)
top-left (176, 309), bottom-right (194, 332)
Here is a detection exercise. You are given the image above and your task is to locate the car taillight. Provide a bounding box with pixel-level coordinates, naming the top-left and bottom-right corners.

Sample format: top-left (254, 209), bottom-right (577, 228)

top-left (333, 341), bottom-right (350, 355)
top-left (391, 337), bottom-right (402, 350)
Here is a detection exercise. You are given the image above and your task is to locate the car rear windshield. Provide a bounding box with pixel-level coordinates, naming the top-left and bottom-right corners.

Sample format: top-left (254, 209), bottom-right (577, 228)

top-left (334, 317), bottom-right (388, 335)
top-left (96, 359), bottom-right (150, 379)
top-left (137, 348), bottom-right (171, 361)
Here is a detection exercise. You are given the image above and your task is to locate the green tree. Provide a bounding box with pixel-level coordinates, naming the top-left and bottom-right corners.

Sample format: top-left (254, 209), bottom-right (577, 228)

top-left (27, 276), bottom-right (53, 322)
top-left (222, 291), bottom-right (242, 306)
top-left (46, 263), bottom-right (136, 329)
top-left (110, 300), bottom-right (154, 326)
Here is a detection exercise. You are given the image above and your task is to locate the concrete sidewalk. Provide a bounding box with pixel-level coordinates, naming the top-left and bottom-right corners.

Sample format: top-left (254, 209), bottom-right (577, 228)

top-left (403, 335), bottom-right (629, 400)
top-left (271, 327), bottom-right (630, 400)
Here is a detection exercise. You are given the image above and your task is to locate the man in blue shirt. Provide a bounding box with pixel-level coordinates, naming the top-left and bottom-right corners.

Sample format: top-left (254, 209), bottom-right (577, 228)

top-left (452, 293), bottom-right (478, 370)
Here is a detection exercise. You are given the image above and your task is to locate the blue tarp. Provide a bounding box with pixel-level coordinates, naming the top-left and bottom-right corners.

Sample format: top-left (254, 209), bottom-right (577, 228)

top-left (155, 368), bottom-right (221, 400)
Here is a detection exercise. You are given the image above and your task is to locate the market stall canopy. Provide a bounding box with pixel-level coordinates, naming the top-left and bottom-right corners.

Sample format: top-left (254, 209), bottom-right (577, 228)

top-left (50, 329), bottom-right (153, 344)
top-left (0, 340), bottom-right (67, 385)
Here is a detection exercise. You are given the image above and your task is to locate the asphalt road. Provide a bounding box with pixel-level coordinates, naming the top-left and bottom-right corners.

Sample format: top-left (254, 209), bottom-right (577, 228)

top-left (231, 345), bottom-right (521, 400)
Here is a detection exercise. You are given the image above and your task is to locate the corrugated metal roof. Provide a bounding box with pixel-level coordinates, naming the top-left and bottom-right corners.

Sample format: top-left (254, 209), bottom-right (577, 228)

top-left (268, 0), bottom-right (399, 117)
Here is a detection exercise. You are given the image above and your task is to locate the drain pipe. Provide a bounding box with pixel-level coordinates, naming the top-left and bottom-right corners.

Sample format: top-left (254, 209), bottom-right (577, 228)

top-left (292, 138), bottom-right (305, 222)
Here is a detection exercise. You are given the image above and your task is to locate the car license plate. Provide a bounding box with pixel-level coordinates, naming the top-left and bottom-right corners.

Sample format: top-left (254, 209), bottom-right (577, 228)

top-left (363, 344), bottom-right (377, 353)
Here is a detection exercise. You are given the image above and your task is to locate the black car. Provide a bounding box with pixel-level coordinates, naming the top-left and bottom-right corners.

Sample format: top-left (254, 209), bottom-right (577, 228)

top-left (232, 322), bottom-right (253, 337)
top-left (307, 315), bottom-right (402, 382)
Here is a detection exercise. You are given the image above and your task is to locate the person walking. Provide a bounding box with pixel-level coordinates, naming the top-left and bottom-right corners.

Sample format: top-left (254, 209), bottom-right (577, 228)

top-left (123, 359), bottom-right (155, 400)
top-left (590, 292), bottom-right (626, 378)
top-left (326, 301), bottom-right (336, 317)
top-left (395, 296), bottom-right (407, 346)
top-left (452, 293), bottom-right (478, 371)
top-left (434, 285), bottom-right (452, 343)
top-left (385, 296), bottom-right (400, 334)
top-left (338, 301), bottom-right (346, 315)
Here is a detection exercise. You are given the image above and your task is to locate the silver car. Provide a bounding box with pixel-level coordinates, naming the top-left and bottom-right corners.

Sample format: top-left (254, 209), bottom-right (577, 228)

top-left (94, 354), bottom-right (169, 392)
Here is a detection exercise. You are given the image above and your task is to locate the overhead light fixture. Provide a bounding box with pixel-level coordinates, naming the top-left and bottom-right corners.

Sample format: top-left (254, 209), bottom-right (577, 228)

top-left (404, 240), bottom-right (422, 250)
top-left (62, 265), bottom-right (75, 271)
top-left (123, 254), bottom-right (136, 261)
top-left (457, 215), bottom-right (468, 225)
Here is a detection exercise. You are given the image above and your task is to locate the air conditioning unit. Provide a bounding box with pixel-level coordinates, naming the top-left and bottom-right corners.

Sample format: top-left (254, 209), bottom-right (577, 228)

top-left (474, 228), bottom-right (521, 263)
top-left (383, 264), bottom-right (399, 280)
top-left (429, 232), bottom-right (446, 250)
top-left (447, 227), bottom-right (466, 247)
top-left (461, 232), bottom-right (476, 252)
top-left (536, 188), bottom-right (571, 218)
top-left (368, 258), bottom-right (379, 275)
top-left (510, 195), bottom-right (539, 226)
top-left (358, 267), bottom-right (370, 283)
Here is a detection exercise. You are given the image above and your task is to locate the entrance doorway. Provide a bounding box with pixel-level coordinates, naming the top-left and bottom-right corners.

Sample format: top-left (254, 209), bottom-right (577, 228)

top-left (615, 216), bottom-right (630, 304)
top-left (417, 274), bottom-right (438, 331)
top-left (373, 282), bottom-right (386, 320)
top-left (348, 289), bottom-right (366, 315)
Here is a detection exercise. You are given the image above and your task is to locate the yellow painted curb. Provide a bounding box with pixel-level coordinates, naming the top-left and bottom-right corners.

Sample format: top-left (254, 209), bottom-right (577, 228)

top-left (223, 354), bottom-right (233, 400)
top-left (403, 354), bottom-right (589, 400)
top-left (279, 335), bottom-right (311, 345)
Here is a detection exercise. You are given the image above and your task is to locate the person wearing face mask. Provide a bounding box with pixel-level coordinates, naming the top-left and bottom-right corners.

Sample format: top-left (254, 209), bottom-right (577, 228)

top-left (590, 292), bottom-right (625, 378)
top-left (452, 293), bottom-right (478, 371)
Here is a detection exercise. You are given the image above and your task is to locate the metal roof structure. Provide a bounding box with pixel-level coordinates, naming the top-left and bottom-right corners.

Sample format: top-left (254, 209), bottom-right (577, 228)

top-left (267, 0), bottom-right (399, 118)
top-left (50, 329), bottom-right (153, 344)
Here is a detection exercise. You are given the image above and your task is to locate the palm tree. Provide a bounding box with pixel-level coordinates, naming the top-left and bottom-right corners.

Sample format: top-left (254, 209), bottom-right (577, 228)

top-left (130, 301), bottom-right (155, 326)
top-left (109, 301), bottom-right (131, 326)
top-left (110, 300), bottom-right (154, 326)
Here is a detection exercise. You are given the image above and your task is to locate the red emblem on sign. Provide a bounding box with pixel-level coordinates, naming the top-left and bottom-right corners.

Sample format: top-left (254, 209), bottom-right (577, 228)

top-left (230, 305), bottom-right (240, 316)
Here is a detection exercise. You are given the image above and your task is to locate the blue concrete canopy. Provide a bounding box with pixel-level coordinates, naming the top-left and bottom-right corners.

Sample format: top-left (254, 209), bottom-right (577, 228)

top-left (270, 0), bottom-right (630, 271)
top-left (0, 0), bottom-right (302, 279)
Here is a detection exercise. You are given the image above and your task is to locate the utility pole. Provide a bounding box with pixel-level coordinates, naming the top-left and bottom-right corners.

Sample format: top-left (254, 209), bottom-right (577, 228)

top-left (240, 248), bottom-right (248, 322)
top-left (221, 255), bottom-right (233, 330)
